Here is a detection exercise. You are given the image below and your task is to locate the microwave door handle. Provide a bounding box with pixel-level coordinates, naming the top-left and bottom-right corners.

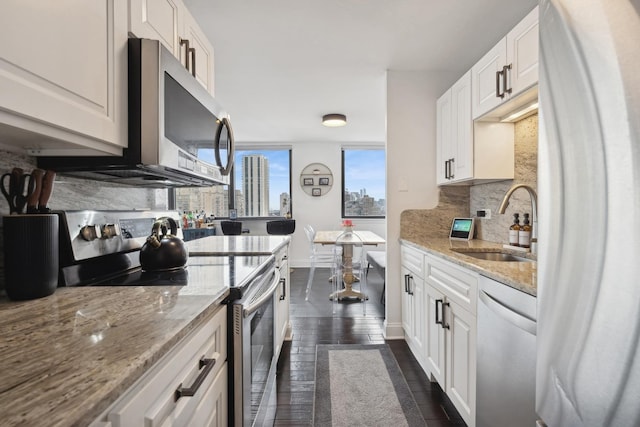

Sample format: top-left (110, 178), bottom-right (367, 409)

top-left (215, 117), bottom-right (235, 176)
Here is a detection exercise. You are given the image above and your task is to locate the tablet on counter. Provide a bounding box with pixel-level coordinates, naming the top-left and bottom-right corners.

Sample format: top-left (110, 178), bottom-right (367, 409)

top-left (449, 218), bottom-right (475, 240)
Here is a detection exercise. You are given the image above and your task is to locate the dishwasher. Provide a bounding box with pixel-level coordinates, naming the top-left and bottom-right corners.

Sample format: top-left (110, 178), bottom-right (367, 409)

top-left (477, 275), bottom-right (537, 427)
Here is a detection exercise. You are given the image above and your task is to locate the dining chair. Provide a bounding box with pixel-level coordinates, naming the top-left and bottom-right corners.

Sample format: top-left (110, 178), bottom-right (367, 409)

top-left (220, 220), bottom-right (242, 235)
top-left (333, 230), bottom-right (368, 315)
top-left (303, 225), bottom-right (336, 301)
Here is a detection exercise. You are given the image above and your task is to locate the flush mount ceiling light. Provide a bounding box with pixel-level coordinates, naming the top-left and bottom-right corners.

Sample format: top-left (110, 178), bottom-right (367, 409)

top-left (322, 113), bottom-right (347, 127)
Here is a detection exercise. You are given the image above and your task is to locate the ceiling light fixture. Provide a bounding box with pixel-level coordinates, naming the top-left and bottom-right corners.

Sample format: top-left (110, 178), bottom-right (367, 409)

top-left (322, 114), bottom-right (347, 127)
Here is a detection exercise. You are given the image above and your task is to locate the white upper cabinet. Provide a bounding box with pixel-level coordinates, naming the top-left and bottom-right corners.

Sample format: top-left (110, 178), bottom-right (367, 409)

top-left (437, 71), bottom-right (473, 185)
top-left (128, 0), bottom-right (181, 56)
top-left (181, 11), bottom-right (215, 95)
top-left (472, 6), bottom-right (538, 119)
top-left (129, 0), bottom-right (215, 95)
top-left (0, 0), bottom-right (129, 156)
top-left (437, 71), bottom-right (513, 186)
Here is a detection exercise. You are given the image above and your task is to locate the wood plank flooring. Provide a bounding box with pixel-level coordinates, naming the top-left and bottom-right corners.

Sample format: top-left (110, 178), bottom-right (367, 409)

top-left (275, 266), bottom-right (466, 426)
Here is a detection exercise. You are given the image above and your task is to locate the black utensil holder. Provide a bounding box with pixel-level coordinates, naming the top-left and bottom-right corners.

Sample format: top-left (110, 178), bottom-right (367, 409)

top-left (3, 214), bottom-right (59, 300)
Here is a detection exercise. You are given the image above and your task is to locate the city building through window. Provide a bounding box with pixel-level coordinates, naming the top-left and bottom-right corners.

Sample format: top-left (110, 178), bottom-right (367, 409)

top-left (175, 148), bottom-right (292, 219)
top-left (342, 148), bottom-right (386, 218)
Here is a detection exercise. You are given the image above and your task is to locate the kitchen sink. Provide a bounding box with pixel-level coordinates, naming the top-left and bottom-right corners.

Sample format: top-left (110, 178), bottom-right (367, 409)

top-left (454, 251), bottom-right (534, 262)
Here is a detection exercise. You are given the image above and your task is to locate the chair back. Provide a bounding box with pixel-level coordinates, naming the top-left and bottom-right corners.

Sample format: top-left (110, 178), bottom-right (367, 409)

top-left (221, 220), bottom-right (242, 235)
top-left (266, 219), bottom-right (296, 235)
top-left (304, 224), bottom-right (316, 247)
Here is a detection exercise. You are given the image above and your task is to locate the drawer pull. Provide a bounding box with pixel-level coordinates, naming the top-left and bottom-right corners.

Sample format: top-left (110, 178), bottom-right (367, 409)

top-left (435, 299), bottom-right (443, 326)
top-left (174, 357), bottom-right (217, 401)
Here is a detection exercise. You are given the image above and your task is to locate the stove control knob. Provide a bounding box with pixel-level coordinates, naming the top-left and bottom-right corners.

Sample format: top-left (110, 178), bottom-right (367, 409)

top-left (79, 225), bottom-right (101, 241)
top-left (101, 223), bottom-right (120, 239)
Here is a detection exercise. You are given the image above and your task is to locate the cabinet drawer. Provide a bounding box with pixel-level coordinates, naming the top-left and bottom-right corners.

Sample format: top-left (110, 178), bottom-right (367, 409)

top-left (426, 255), bottom-right (478, 315)
top-left (401, 244), bottom-right (425, 278)
top-left (106, 306), bottom-right (227, 427)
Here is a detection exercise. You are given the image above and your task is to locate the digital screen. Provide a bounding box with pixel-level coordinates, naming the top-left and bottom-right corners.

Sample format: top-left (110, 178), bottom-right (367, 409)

top-left (450, 218), bottom-right (474, 239)
top-left (452, 219), bottom-right (472, 232)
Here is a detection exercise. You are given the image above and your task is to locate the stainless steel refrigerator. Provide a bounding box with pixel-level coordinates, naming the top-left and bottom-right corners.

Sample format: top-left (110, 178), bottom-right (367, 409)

top-left (537, 0), bottom-right (640, 426)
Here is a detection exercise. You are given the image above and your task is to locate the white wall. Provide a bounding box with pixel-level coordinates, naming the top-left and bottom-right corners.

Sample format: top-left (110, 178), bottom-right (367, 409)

top-left (288, 141), bottom-right (386, 267)
top-left (385, 70), bottom-right (452, 339)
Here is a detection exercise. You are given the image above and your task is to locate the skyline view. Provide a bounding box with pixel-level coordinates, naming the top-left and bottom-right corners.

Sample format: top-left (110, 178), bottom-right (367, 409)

top-left (177, 148), bottom-right (385, 218)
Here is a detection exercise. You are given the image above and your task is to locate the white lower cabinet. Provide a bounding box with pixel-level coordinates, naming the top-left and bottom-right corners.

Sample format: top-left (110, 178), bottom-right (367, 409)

top-left (425, 254), bottom-right (477, 427)
top-left (90, 305), bottom-right (228, 427)
top-left (275, 246), bottom-right (291, 358)
top-left (401, 245), bottom-right (427, 370)
top-left (401, 242), bottom-right (477, 427)
top-left (425, 284), bottom-right (446, 386)
top-left (444, 298), bottom-right (476, 427)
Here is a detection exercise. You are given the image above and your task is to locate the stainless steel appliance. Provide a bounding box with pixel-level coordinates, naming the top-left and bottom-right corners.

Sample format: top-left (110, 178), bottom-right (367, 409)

top-left (477, 276), bottom-right (536, 427)
top-left (54, 210), bottom-right (279, 427)
top-left (232, 263), bottom-right (281, 427)
top-left (38, 38), bottom-right (235, 187)
top-left (537, 1), bottom-right (640, 426)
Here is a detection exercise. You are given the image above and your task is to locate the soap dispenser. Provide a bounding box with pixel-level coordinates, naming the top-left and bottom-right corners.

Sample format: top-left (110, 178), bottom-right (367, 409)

top-left (509, 213), bottom-right (520, 246)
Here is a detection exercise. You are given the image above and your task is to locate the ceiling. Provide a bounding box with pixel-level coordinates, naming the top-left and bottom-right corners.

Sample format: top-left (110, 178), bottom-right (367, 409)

top-left (184, 0), bottom-right (538, 144)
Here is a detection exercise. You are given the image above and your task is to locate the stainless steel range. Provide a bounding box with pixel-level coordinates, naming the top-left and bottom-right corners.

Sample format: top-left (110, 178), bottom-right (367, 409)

top-left (54, 210), bottom-right (280, 427)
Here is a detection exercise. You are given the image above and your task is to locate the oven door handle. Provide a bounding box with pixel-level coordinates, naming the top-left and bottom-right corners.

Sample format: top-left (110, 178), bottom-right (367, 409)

top-left (243, 268), bottom-right (281, 318)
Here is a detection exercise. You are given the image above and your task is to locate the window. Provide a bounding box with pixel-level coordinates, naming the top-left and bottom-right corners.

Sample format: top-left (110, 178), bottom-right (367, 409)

top-left (175, 148), bottom-right (291, 218)
top-left (342, 148), bottom-right (386, 218)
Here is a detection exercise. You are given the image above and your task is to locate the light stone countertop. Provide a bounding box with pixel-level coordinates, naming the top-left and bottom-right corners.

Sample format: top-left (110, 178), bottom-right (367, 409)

top-left (185, 235), bottom-right (290, 255)
top-left (0, 280), bottom-right (230, 426)
top-left (401, 237), bottom-right (537, 296)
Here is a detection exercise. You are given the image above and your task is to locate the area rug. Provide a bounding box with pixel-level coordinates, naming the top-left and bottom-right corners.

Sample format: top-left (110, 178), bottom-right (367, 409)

top-left (313, 344), bottom-right (426, 427)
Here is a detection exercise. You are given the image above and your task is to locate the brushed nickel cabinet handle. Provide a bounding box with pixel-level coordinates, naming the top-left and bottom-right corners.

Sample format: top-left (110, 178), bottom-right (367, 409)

top-left (442, 301), bottom-right (450, 329)
top-left (179, 38), bottom-right (191, 71)
top-left (503, 64), bottom-right (512, 95)
top-left (496, 69), bottom-right (504, 98)
top-left (189, 47), bottom-right (196, 78)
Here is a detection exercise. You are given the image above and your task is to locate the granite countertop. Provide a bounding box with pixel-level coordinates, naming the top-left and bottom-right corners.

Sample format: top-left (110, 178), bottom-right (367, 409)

top-left (0, 283), bottom-right (229, 426)
top-left (185, 235), bottom-right (290, 255)
top-left (401, 237), bottom-right (537, 296)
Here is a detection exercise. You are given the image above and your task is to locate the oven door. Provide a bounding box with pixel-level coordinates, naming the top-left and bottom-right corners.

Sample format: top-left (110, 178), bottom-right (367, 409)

top-left (233, 267), bottom-right (281, 427)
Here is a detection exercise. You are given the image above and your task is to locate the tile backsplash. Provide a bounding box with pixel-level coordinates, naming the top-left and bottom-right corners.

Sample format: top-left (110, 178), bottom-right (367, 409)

top-left (0, 148), bottom-right (168, 290)
top-left (470, 113), bottom-right (538, 243)
top-left (0, 149), bottom-right (168, 215)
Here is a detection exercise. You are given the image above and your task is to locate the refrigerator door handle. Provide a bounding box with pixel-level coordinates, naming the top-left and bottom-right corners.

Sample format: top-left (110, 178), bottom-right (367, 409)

top-left (479, 290), bottom-right (536, 335)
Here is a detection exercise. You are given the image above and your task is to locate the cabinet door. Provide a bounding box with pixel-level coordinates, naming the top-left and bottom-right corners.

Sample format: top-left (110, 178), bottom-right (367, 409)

top-left (0, 0), bottom-right (128, 154)
top-left (506, 6), bottom-right (538, 96)
top-left (181, 11), bottom-right (215, 95)
top-left (425, 284), bottom-right (446, 387)
top-left (129, 0), bottom-right (181, 58)
top-left (171, 363), bottom-right (228, 427)
top-left (471, 39), bottom-right (506, 119)
top-left (436, 89), bottom-right (452, 185)
top-left (449, 71), bottom-right (473, 182)
top-left (401, 268), bottom-right (414, 341)
top-left (409, 275), bottom-right (426, 363)
top-left (445, 300), bottom-right (476, 427)
top-left (275, 255), bottom-right (290, 357)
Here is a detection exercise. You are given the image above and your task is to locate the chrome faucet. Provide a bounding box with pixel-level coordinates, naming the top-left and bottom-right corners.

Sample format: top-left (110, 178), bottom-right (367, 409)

top-left (498, 184), bottom-right (538, 254)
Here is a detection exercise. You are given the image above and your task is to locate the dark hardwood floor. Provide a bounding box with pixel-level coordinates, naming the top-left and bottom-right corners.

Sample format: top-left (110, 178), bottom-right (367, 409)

top-left (274, 266), bottom-right (466, 426)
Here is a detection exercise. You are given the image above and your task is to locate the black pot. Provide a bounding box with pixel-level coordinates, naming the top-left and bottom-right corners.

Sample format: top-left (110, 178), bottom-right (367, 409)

top-left (139, 217), bottom-right (188, 272)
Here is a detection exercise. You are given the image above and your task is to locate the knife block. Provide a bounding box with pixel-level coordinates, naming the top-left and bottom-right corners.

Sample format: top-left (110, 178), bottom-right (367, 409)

top-left (3, 214), bottom-right (58, 300)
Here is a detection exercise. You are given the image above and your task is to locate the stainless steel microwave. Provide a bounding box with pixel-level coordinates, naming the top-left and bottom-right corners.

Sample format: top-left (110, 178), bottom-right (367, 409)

top-left (38, 38), bottom-right (235, 187)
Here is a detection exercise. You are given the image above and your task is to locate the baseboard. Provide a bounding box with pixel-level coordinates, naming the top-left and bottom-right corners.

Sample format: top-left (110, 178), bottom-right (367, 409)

top-left (383, 320), bottom-right (404, 340)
